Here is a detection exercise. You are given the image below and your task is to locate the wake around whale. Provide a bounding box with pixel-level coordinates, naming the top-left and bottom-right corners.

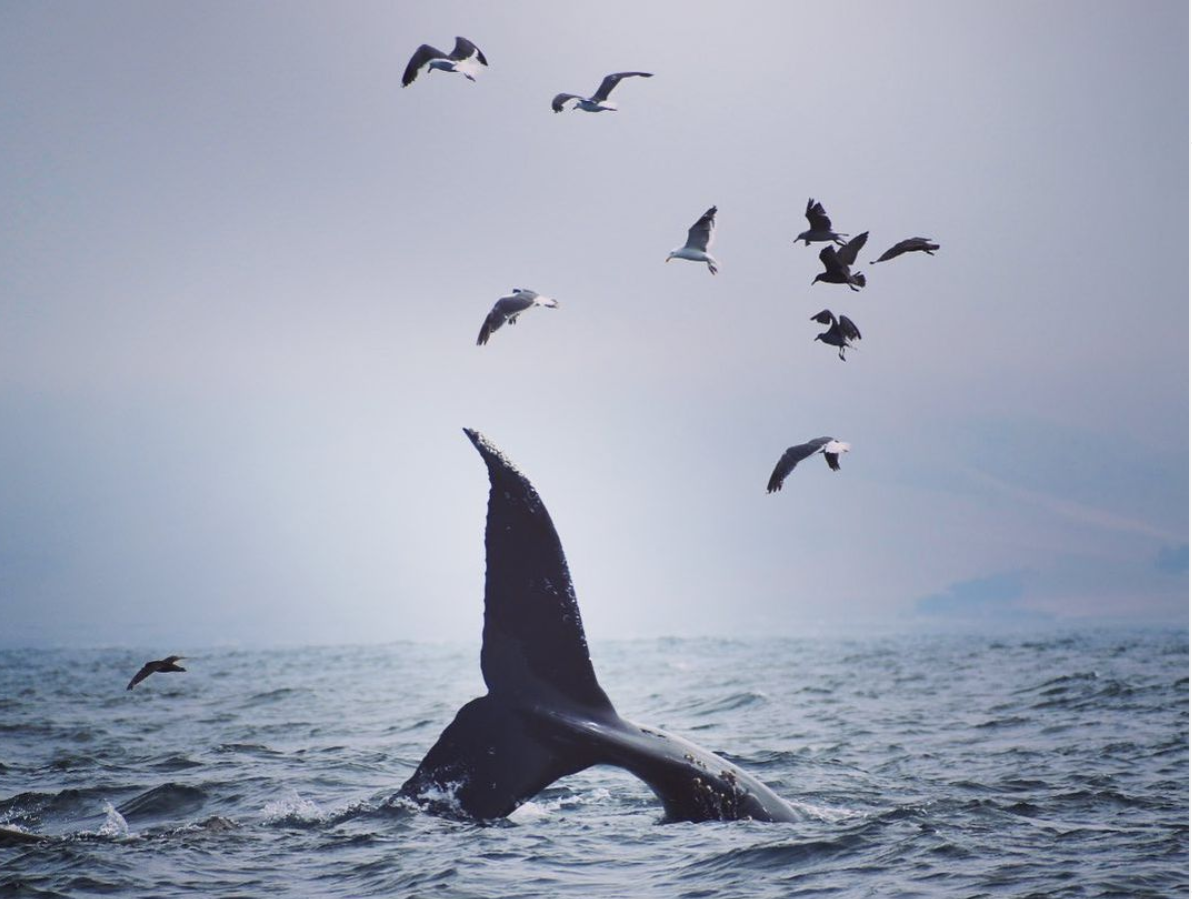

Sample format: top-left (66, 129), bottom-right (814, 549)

top-left (398, 429), bottom-right (799, 823)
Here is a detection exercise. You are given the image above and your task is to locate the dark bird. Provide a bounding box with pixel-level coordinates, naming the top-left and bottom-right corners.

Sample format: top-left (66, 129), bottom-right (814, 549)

top-left (810, 309), bottom-right (862, 360)
top-left (871, 237), bottom-right (940, 264)
top-left (477, 288), bottom-right (560, 346)
top-left (126, 656), bottom-right (186, 690)
top-left (402, 37), bottom-right (488, 87)
top-left (794, 198), bottom-right (848, 246)
top-left (813, 232), bottom-right (868, 291)
top-left (551, 71), bottom-right (653, 113)
top-left (665, 206), bottom-right (719, 274)
top-left (766, 438), bottom-right (850, 494)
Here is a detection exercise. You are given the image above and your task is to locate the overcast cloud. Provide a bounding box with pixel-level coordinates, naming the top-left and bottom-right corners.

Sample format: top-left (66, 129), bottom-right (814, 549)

top-left (0, 1), bottom-right (1186, 648)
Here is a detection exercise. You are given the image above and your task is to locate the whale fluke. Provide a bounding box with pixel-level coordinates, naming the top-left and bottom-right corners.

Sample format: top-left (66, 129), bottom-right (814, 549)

top-left (399, 429), bottom-right (798, 823)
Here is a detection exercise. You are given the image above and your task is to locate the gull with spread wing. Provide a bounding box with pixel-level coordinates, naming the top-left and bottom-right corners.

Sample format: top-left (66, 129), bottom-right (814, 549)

top-left (766, 438), bottom-right (850, 494)
top-left (810, 309), bottom-right (862, 361)
top-left (871, 237), bottom-right (940, 264)
top-left (477, 288), bottom-right (560, 346)
top-left (402, 36), bottom-right (488, 87)
top-left (813, 232), bottom-right (868, 291)
top-left (794, 198), bottom-right (848, 246)
top-left (665, 206), bottom-right (719, 274)
top-left (551, 71), bottom-right (653, 113)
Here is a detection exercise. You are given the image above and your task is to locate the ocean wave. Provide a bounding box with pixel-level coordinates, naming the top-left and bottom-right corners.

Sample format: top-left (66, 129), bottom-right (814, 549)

top-left (241, 687), bottom-right (299, 707)
top-left (214, 742), bottom-right (282, 756)
top-left (117, 783), bottom-right (208, 821)
top-left (682, 832), bottom-right (869, 876)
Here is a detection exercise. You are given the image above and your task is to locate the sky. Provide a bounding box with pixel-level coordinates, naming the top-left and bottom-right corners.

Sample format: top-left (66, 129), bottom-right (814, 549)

top-left (0, 1), bottom-right (1187, 648)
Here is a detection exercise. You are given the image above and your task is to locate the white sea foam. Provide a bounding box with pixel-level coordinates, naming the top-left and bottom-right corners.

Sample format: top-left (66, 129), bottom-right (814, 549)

top-left (260, 791), bottom-right (325, 825)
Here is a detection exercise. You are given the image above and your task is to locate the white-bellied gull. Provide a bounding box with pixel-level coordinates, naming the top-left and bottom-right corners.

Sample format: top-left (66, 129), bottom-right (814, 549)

top-left (551, 72), bottom-right (653, 113)
top-left (871, 237), bottom-right (940, 264)
top-left (766, 438), bottom-right (850, 494)
top-left (795, 199), bottom-right (848, 246)
top-left (127, 655), bottom-right (186, 690)
top-left (813, 232), bottom-right (868, 291)
top-left (402, 37), bottom-right (488, 87)
top-left (477, 288), bottom-right (559, 346)
top-left (666, 206), bottom-right (719, 274)
top-left (810, 309), bottom-right (862, 361)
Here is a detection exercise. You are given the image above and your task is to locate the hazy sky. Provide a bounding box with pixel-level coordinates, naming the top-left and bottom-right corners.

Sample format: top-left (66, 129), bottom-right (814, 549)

top-left (0, 1), bottom-right (1187, 648)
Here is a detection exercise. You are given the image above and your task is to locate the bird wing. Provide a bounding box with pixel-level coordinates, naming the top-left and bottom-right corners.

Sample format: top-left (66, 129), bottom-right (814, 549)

top-left (805, 198), bottom-right (833, 231)
top-left (477, 310), bottom-right (503, 346)
top-left (810, 309), bottom-right (837, 326)
top-left (873, 238), bottom-right (917, 263)
top-left (592, 71), bottom-right (653, 102)
top-left (402, 44), bottom-right (447, 87)
top-left (836, 231), bottom-right (869, 267)
top-left (126, 662), bottom-right (158, 690)
top-left (838, 315), bottom-right (862, 341)
top-left (818, 244), bottom-right (846, 275)
top-left (478, 295), bottom-right (536, 345)
top-left (551, 93), bottom-right (584, 112)
top-left (684, 206), bottom-right (717, 252)
top-left (766, 439), bottom-right (831, 493)
top-left (450, 36), bottom-right (487, 65)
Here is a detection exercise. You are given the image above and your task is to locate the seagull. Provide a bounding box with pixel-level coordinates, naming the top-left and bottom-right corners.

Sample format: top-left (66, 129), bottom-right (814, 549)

top-left (666, 206), bottom-right (719, 274)
top-left (551, 72), bottom-right (653, 113)
top-left (402, 37), bottom-right (488, 87)
top-left (766, 438), bottom-right (850, 494)
top-left (813, 232), bottom-right (868, 291)
top-left (871, 237), bottom-right (940, 264)
top-left (477, 288), bottom-right (560, 346)
top-left (794, 198), bottom-right (848, 246)
top-left (126, 655), bottom-right (186, 690)
top-left (810, 309), bottom-right (862, 361)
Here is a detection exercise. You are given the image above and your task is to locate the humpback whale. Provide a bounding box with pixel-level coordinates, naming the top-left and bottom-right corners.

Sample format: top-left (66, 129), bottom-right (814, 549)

top-left (399, 429), bottom-right (798, 823)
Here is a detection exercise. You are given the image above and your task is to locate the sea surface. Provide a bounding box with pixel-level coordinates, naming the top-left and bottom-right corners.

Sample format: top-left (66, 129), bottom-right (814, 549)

top-left (0, 630), bottom-right (1186, 898)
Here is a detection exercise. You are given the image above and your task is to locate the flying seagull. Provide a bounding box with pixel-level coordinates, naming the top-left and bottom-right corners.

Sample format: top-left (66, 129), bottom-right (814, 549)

top-left (551, 71), bottom-right (653, 113)
top-left (126, 655), bottom-right (186, 690)
top-left (810, 309), bottom-right (862, 361)
top-left (813, 232), bottom-right (868, 291)
top-left (402, 36), bottom-right (488, 87)
top-left (766, 438), bottom-right (850, 494)
top-left (794, 198), bottom-right (848, 246)
top-left (477, 288), bottom-right (560, 346)
top-left (871, 237), bottom-right (940, 264)
top-left (666, 206), bottom-right (719, 274)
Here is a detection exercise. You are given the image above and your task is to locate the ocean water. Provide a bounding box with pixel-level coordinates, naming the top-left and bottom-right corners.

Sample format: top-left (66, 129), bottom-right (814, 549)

top-left (0, 630), bottom-right (1186, 898)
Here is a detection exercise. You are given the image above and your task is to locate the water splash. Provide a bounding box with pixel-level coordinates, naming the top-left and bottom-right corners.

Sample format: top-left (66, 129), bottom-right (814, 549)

top-left (98, 801), bottom-right (130, 838)
top-left (260, 791), bottom-right (326, 826)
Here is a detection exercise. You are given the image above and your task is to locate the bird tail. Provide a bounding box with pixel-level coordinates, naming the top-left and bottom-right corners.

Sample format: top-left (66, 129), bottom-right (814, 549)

top-left (538, 297), bottom-right (560, 309)
top-left (852, 273), bottom-right (866, 288)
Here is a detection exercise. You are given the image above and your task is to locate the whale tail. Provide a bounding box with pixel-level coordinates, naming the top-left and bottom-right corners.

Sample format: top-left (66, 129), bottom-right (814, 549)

top-left (399, 430), bottom-right (797, 823)
top-left (399, 430), bottom-right (614, 818)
